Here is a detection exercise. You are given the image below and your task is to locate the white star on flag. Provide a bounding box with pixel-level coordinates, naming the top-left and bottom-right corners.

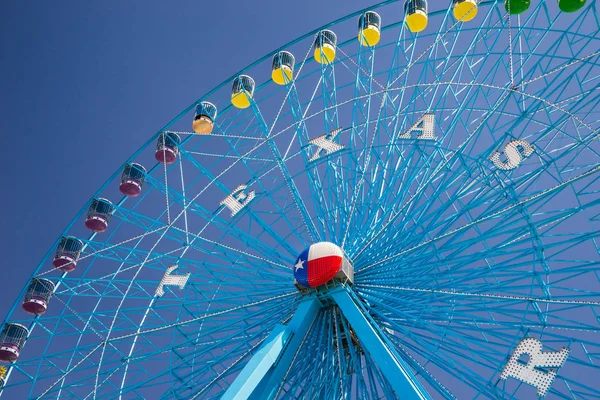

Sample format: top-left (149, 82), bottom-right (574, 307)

top-left (295, 259), bottom-right (304, 271)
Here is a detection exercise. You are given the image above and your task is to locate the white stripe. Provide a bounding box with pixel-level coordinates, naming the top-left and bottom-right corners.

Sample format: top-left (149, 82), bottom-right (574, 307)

top-left (308, 242), bottom-right (343, 261)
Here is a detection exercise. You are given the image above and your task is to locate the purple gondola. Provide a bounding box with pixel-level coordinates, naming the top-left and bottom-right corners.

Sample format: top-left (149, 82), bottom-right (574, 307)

top-left (119, 163), bottom-right (146, 197)
top-left (154, 132), bottom-right (181, 164)
top-left (84, 198), bottom-right (114, 233)
top-left (0, 323), bottom-right (28, 363)
top-left (22, 278), bottom-right (55, 315)
top-left (52, 236), bottom-right (84, 271)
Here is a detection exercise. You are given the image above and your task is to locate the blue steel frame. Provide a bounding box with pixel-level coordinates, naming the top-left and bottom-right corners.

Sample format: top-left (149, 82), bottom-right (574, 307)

top-left (225, 287), bottom-right (431, 399)
top-left (0, 0), bottom-right (599, 399)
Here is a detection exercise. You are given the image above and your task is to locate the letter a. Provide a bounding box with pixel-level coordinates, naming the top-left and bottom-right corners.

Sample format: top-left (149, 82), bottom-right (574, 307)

top-left (398, 113), bottom-right (436, 140)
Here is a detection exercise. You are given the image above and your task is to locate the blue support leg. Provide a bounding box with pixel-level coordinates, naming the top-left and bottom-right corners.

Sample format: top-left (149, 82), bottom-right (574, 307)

top-left (329, 287), bottom-right (432, 400)
top-left (222, 296), bottom-right (321, 400)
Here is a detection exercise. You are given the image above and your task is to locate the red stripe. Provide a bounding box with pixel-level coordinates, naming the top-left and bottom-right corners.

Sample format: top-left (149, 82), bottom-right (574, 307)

top-left (307, 256), bottom-right (342, 287)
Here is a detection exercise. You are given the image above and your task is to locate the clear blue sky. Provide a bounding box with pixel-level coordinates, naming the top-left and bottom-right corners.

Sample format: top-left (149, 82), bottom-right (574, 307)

top-left (0, 0), bottom-right (371, 319)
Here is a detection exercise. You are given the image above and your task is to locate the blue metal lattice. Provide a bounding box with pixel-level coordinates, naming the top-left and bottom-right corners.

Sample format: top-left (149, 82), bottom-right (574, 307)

top-left (1, 0), bottom-right (599, 398)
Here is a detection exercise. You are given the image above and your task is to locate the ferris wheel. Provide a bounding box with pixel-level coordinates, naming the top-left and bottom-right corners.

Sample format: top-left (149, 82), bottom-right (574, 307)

top-left (1, 0), bottom-right (599, 398)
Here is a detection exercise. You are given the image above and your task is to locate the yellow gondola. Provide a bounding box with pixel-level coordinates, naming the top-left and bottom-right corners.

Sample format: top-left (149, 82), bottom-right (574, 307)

top-left (272, 51), bottom-right (295, 85)
top-left (231, 75), bottom-right (255, 109)
top-left (453, 0), bottom-right (478, 22)
top-left (405, 0), bottom-right (428, 33)
top-left (358, 11), bottom-right (382, 47)
top-left (314, 30), bottom-right (337, 64)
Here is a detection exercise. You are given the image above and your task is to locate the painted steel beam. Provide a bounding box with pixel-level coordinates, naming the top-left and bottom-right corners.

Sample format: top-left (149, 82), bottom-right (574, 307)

top-left (222, 297), bottom-right (320, 400)
top-left (223, 287), bottom-right (431, 399)
top-left (221, 325), bottom-right (290, 400)
top-left (329, 287), bottom-right (432, 400)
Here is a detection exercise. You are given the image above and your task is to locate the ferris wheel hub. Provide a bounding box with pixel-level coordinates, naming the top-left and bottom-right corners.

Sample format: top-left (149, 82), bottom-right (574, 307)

top-left (293, 242), bottom-right (354, 290)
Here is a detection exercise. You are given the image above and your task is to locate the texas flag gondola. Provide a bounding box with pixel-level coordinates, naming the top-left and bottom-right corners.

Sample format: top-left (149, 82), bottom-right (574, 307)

top-left (294, 242), bottom-right (347, 288)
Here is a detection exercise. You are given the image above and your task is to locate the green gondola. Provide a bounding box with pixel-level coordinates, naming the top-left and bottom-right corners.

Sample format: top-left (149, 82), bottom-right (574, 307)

top-left (558, 0), bottom-right (586, 13)
top-left (504, 0), bottom-right (530, 14)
